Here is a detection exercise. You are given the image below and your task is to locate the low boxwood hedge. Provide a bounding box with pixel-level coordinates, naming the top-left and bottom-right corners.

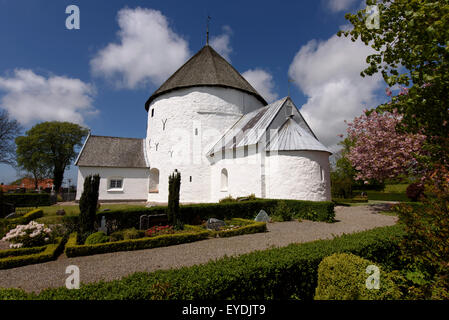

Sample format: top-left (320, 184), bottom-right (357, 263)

top-left (3, 193), bottom-right (52, 207)
top-left (65, 230), bottom-right (211, 258)
top-left (0, 209), bottom-right (44, 238)
top-left (0, 236), bottom-right (67, 270)
top-left (94, 199), bottom-right (334, 233)
top-left (209, 219), bottom-right (267, 238)
top-left (0, 246), bottom-right (46, 259)
top-left (0, 224), bottom-right (404, 300)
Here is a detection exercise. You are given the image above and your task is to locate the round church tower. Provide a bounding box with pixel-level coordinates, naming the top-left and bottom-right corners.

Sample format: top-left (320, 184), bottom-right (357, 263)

top-left (144, 45), bottom-right (267, 203)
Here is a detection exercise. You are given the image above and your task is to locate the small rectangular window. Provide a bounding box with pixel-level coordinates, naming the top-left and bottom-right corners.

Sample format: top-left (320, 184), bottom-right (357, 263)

top-left (189, 176), bottom-right (192, 182)
top-left (109, 179), bottom-right (122, 189)
top-left (151, 109), bottom-right (154, 117)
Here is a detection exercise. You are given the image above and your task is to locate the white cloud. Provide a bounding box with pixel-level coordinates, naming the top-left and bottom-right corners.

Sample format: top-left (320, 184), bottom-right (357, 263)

top-left (0, 69), bottom-right (96, 126)
top-left (90, 7), bottom-right (190, 89)
top-left (242, 69), bottom-right (278, 103)
top-left (210, 25), bottom-right (233, 62)
top-left (326, 0), bottom-right (359, 12)
top-left (288, 35), bottom-right (383, 149)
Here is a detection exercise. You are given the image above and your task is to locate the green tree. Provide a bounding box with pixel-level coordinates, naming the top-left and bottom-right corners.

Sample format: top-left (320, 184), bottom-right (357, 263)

top-left (339, 0), bottom-right (449, 170)
top-left (15, 121), bottom-right (88, 193)
top-left (331, 138), bottom-right (356, 198)
top-left (167, 170), bottom-right (182, 229)
top-left (78, 174), bottom-right (100, 236)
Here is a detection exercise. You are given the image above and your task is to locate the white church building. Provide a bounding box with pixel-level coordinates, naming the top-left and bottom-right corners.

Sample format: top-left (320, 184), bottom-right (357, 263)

top-left (75, 45), bottom-right (332, 203)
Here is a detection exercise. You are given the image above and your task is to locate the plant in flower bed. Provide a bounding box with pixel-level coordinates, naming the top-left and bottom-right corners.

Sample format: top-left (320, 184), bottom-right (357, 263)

top-left (1, 221), bottom-right (53, 249)
top-left (145, 225), bottom-right (174, 237)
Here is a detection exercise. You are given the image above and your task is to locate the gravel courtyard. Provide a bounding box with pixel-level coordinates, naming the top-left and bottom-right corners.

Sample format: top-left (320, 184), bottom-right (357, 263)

top-left (0, 204), bottom-right (397, 293)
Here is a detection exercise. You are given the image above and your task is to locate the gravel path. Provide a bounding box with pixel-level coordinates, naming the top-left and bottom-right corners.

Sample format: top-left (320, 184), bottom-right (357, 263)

top-left (0, 204), bottom-right (397, 293)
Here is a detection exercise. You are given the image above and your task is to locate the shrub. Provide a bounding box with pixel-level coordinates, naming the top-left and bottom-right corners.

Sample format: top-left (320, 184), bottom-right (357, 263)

top-left (210, 219), bottom-right (267, 238)
top-left (145, 225), bottom-right (174, 237)
top-left (8, 225), bottom-right (404, 299)
top-left (314, 253), bottom-right (402, 300)
top-left (3, 193), bottom-right (52, 207)
top-left (406, 183), bottom-right (425, 202)
top-left (0, 209), bottom-right (44, 238)
top-left (271, 201), bottom-right (293, 221)
top-left (65, 230), bottom-right (210, 258)
top-left (219, 195), bottom-right (236, 203)
top-left (167, 171), bottom-right (182, 229)
top-left (2, 221), bottom-right (53, 248)
top-left (123, 228), bottom-right (145, 240)
top-left (98, 199), bottom-right (335, 231)
top-left (85, 232), bottom-right (109, 245)
top-left (79, 174), bottom-right (100, 234)
top-left (0, 236), bottom-right (66, 270)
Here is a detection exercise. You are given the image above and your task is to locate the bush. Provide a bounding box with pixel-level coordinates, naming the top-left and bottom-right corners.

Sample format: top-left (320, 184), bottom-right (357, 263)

top-left (271, 201), bottom-right (293, 221)
top-left (2, 221), bottom-right (53, 248)
top-left (0, 236), bottom-right (67, 270)
top-left (123, 228), bottom-right (145, 240)
top-left (5, 225), bottom-right (404, 299)
top-left (65, 230), bottom-right (210, 258)
top-left (218, 195), bottom-right (236, 203)
top-left (314, 253), bottom-right (402, 300)
top-left (79, 174), bottom-right (100, 234)
top-left (406, 183), bottom-right (425, 202)
top-left (210, 219), bottom-right (267, 238)
top-left (167, 171), bottom-right (181, 229)
top-left (85, 232), bottom-right (109, 245)
top-left (0, 209), bottom-right (44, 238)
top-left (98, 199), bottom-right (335, 232)
top-left (3, 193), bottom-right (52, 207)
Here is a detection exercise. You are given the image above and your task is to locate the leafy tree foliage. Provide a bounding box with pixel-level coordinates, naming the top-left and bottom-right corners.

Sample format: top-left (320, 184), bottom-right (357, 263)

top-left (339, 0), bottom-right (449, 170)
top-left (0, 109), bottom-right (21, 165)
top-left (15, 121), bottom-right (88, 192)
top-left (345, 109), bottom-right (425, 182)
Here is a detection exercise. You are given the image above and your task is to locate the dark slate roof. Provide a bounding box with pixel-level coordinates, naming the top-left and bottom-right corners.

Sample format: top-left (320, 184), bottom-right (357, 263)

top-left (75, 135), bottom-right (148, 168)
top-left (145, 45), bottom-right (267, 110)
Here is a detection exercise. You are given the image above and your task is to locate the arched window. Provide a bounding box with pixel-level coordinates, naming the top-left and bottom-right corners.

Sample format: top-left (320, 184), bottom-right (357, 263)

top-left (151, 109), bottom-right (154, 117)
top-left (149, 168), bottom-right (159, 193)
top-left (221, 168), bottom-right (228, 191)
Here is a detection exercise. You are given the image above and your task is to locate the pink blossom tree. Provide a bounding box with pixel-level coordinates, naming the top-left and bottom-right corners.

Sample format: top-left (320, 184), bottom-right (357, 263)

top-left (345, 109), bottom-right (426, 182)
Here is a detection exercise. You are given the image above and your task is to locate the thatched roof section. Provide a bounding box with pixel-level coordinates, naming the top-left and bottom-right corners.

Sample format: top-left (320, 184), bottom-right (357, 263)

top-left (145, 45), bottom-right (267, 110)
top-left (75, 135), bottom-right (148, 168)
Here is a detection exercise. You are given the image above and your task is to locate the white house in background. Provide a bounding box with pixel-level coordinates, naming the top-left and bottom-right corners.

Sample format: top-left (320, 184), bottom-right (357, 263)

top-left (75, 45), bottom-right (332, 203)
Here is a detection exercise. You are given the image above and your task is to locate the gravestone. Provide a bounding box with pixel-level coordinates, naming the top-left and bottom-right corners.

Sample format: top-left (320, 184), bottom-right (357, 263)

top-left (140, 215), bottom-right (149, 230)
top-left (99, 216), bottom-right (107, 234)
top-left (206, 218), bottom-right (226, 231)
top-left (255, 210), bottom-right (270, 222)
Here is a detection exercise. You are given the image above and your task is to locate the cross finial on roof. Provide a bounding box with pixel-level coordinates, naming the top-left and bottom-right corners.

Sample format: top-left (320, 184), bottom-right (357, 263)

top-left (206, 15), bottom-right (211, 45)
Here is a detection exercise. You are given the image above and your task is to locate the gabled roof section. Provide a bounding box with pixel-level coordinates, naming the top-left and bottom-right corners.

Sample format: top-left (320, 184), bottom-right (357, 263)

top-left (207, 96), bottom-right (331, 155)
top-left (75, 135), bottom-right (149, 168)
top-left (145, 45), bottom-right (267, 110)
top-left (266, 117), bottom-right (331, 153)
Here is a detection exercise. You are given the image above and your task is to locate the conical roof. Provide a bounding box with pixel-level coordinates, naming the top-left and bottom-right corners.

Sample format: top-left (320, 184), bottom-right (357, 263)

top-left (145, 45), bottom-right (267, 110)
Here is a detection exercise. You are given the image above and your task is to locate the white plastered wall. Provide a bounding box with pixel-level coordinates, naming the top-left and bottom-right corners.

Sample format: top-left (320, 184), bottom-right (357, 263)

top-left (265, 150), bottom-right (331, 201)
top-left (145, 86), bottom-right (265, 203)
top-left (76, 167), bottom-right (149, 201)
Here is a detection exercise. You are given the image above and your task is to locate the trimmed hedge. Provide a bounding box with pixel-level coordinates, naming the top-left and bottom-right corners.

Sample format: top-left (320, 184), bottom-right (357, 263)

top-left (0, 236), bottom-right (66, 270)
top-left (358, 191), bottom-right (409, 202)
top-left (1, 224), bottom-right (404, 300)
top-left (314, 253), bottom-right (402, 300)
top-left (0, 209), bottom-right (44, 238)
top-left (65, 230), bottom-right (210, 257)
top-left (3, 193), bottom-right (52, 207)
top-left (95, 199), bottom-right (334, 232)
top-left (0, 246), bottom-right (46, 259)
top-left (210, 219), bottom-right (267, 238)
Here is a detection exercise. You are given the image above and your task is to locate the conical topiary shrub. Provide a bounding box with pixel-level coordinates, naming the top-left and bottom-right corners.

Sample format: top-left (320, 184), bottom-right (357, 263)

top-left (78, 174), bottom-right (100, 241)
top-left (167, 170), bottom-right (182, 229)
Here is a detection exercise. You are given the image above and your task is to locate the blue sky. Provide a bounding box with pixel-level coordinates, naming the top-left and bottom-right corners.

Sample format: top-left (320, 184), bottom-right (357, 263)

top-left (0, 0), bottom-right (388, 186)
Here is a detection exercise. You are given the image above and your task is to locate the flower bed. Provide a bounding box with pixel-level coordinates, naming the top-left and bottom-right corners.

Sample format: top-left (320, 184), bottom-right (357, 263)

top-left (0, 236), bottom-right (67, 270)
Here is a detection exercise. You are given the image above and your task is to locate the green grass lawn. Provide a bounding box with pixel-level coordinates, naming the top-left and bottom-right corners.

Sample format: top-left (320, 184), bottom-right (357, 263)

top-left (34, 203), bottom-right (147, 225)
top-left (383, 184), bottom-right (409, 193)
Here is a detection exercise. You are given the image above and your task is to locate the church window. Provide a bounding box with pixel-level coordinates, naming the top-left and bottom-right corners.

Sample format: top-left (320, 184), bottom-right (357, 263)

top-left (149, 168), bottom-right (159, 193)
top-left (221, 168), bottom-right (228, 191)
top-left (190, 176), bottom-right (192, 182)
top-left (151, 109), bottom-right (154, 117)
top-left (108, 178), bottom-right (123, 191)
top-left (195, 128), bottom-right (198, 136)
